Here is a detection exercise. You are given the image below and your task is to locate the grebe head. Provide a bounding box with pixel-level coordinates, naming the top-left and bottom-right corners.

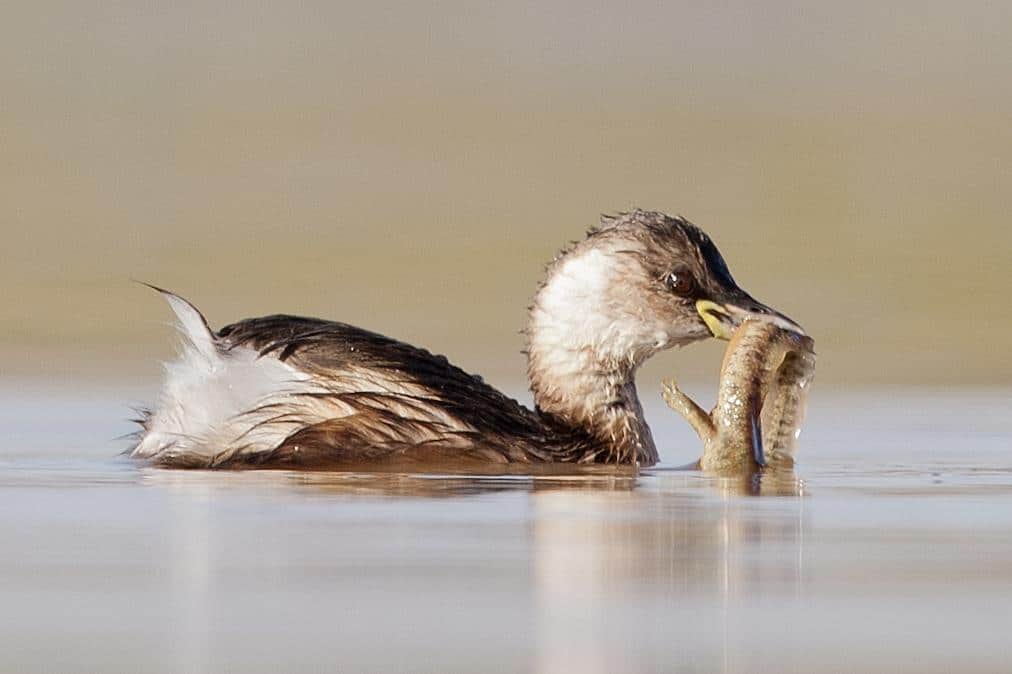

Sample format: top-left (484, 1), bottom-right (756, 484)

top-left (528, 210), bottom-right (799, 369)
top-left (526, 210), bottom-right (799, 456)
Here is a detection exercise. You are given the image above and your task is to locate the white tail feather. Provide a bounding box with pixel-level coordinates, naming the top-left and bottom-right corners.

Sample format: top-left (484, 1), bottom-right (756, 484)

top-left (132, 286), bottom-right (330, 463)
top-left (151, 286), bottom-right (218, 363)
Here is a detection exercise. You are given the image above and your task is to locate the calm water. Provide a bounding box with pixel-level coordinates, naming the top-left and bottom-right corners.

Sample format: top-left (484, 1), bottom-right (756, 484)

top-left (1, 386), bottom-right (1010, 673)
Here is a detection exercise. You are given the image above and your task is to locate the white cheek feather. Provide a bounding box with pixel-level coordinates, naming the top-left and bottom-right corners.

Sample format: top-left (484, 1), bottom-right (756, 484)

top-left (532, 248), bottom-right (661, 366)
top-left (538, 250), bottom-right (615, 354)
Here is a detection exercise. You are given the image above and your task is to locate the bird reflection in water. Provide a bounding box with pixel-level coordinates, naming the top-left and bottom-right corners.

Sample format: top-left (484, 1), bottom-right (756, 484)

top-left (144, 465), bottom-right (804, 673)
top-left (529, 471), bottom-right (805, 673)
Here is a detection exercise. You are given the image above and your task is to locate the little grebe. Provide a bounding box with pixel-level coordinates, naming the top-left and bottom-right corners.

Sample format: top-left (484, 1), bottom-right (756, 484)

top-left (130, 210), bottom-right (800, 468)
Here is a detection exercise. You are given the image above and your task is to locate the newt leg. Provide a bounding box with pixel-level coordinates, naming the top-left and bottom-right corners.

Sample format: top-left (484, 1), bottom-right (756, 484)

top-left (662, 380), bottom-right (716, 443)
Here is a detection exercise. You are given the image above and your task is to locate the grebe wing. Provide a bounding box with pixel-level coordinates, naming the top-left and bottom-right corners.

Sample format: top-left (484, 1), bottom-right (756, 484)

top-left (216, 315), bottom-right (546, 438)
top-left (133, 289), bottom-right (553, 467)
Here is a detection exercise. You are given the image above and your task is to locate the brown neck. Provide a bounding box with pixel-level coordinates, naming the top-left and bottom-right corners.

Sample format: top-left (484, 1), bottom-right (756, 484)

top-left (527, 344), bottom-right (659, 466)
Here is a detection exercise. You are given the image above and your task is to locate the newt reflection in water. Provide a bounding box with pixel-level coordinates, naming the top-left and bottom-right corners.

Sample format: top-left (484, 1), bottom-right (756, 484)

top-left (663, 319), bottom-right (816, 474)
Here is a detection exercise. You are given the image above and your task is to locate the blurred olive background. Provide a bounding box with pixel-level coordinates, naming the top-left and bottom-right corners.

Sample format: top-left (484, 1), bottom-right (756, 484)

top-left (1, 1), bottom-right (1009, 391)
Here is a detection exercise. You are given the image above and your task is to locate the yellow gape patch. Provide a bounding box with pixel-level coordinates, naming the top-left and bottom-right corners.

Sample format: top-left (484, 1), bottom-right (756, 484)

top-left (695, 300), bottom-right (733, 340)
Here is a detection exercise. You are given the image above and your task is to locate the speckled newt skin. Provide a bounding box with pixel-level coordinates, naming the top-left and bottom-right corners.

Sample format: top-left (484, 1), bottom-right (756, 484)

top-left (663, 320), bottom-right (816, 474)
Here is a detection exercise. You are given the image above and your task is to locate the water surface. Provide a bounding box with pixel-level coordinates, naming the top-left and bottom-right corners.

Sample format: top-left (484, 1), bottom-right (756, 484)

top-left (1, 387), bottom-right (1010, 673)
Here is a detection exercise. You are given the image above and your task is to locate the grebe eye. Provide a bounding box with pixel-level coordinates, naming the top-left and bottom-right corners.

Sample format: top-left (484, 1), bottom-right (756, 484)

top-left (666, 272), bottom-right (696, 295)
